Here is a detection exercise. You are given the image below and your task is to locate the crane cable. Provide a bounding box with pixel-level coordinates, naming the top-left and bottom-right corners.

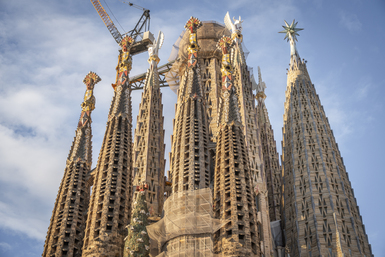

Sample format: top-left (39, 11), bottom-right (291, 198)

top-left (102, 0), bottom-right (126, 33)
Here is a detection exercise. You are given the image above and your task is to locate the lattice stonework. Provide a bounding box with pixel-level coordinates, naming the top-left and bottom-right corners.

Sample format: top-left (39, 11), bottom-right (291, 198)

top-left (43, 72), bottom-right (100, 257)
top-left (281, 25), bottom-right (372, 256)
top-left (82, 38), bottom-right (134, 257)
top-left (213, 123), bottom-right (261, 256)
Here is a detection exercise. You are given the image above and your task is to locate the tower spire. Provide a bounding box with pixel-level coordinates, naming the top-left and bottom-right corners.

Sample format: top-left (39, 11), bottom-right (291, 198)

top-left (227, 12), bottom-right (274, 255)
top-left (281, 22), bottom-right (373, 256)
top-left (82, 36), bottom-right (135, 257)
top-left (68, 72), bottom-right (100, 166)
top-left (161, 16), bottom-right (213, 254)
top-left (132, 30), bottom-right (166, 220)
top-left (43, 72), bottom-right (100, 257)
top-left (255, 67), bottom-right (282, 225)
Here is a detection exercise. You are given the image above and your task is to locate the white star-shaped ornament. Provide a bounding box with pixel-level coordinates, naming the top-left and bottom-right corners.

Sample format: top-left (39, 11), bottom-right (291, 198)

top-left (279, 20), bottom-right (303, 42)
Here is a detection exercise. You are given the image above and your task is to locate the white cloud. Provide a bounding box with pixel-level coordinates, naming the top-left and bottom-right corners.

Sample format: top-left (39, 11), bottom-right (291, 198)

top-left (0, 242), bottom-right (12, 252)
top-left (339, 11), bottom-right (362, 33)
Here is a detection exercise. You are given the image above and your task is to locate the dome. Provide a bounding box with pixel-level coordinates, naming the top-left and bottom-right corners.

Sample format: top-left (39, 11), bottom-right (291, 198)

top-left (177, 21), bottom-right (231, 61)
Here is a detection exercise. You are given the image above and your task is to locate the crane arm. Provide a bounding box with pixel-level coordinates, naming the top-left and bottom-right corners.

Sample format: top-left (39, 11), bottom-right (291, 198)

top-left (127, 9), bottom-right (150, 41)
top-left (90, 0), bottom-right (123, 44)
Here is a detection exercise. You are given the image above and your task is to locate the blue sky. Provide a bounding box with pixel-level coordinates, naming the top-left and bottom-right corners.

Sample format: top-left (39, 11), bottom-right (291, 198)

top-left (0, 0), bottom-right (384, 256)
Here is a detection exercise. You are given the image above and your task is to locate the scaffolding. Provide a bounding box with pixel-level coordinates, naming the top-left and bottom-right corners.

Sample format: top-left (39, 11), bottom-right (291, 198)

top-left (146, 188), bottom-right (224, 256)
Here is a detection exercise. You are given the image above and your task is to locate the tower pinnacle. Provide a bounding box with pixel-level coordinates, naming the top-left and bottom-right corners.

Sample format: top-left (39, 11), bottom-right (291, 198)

top-left (255, 66), bottom-right (266, 102)
top-left (69, 71), bottom-right (100, 166)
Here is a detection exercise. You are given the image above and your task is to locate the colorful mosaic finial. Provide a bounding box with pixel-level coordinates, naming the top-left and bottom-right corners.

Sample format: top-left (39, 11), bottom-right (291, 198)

top-left (83, 71), bottom-right (101, 90)
top-left (120, 36), bottom-right (134, 52)
top-left (185, 17), bottom-right (202, 68)
top-left (81, 71), bottom-right (100, 113)
top-left (184, 17), bottom-right (202, 33)
top-left (114, 36), bottom-right (134, 91)
top-left (217, 36), bottom-right (233, 90)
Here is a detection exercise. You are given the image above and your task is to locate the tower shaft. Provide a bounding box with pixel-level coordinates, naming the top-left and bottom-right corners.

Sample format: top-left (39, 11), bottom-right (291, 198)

top-left (161, 18), bottom-right (213, 255)
top-left (43, 72), bottom-right (100, 257)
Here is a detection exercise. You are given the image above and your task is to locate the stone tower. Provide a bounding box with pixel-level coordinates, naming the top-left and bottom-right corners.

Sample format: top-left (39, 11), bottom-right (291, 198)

top-left (132, 31), bottom-right (166, 220)
top-left (255, 67), bottom-right (282, 223)
top-left (162, 17), bottom-right (213, 254)
top-left (43, 72), bottom-right (101, 257)
top-left (168, 17), bottom-right (211, 195)
top-left (82, 36), bottom-right (135, 257)
top-left (280, 21), bottom-right (373, 256)
top-left (213, 35), bottom-right (261, 256)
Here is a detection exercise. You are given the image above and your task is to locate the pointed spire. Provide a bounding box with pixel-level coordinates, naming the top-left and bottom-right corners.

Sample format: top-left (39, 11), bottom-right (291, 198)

top-left (43, 72), bottom-right (99, 257)
top-left (145, 31), bottom-right (164, 91)
top-left (109, 35), bottom-right (134, 119)
top-left (132, 30), bottom-right (166, 218)
top-left (68, 71), bottom-right (100, 166)
top-left (279, 20), bottom-right (303, 67)
top-left (255, 66), bottom-right (266, 101)
top-left (255, 67), bottom-right (270, 126)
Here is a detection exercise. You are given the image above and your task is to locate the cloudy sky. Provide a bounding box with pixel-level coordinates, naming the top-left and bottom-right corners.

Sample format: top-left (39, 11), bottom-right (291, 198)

top-left (0, 0), bottom-right (384, 256)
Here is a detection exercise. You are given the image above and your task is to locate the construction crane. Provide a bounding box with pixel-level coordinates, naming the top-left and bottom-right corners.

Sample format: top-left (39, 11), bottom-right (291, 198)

top-left (90, 0), bottom-right (152, 55)
top-left (121, 1), bottom-right (150, 41)
top-left (90, 0), bottom-right (175, 90)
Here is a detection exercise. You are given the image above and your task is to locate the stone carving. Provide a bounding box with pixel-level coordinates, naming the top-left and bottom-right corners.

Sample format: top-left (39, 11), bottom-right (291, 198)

top-left (224, 11), bottom-right (243, 42)
top-left (148, 31), bottom-right (164, 66)
top-left (185, 17), bottom-right (202, 68)
top-left (217, 35), bottom-right (233, 90)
